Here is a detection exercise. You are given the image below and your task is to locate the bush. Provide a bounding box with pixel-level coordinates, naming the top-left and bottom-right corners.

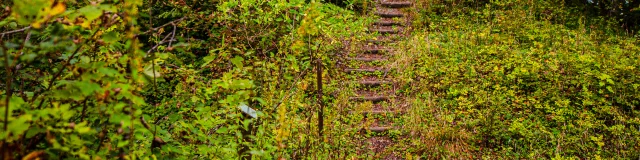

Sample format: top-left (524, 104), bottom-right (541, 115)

top-left (403, 0), bottom-right (640, 158)
top-left (0, 0), bottom-right (370, 159)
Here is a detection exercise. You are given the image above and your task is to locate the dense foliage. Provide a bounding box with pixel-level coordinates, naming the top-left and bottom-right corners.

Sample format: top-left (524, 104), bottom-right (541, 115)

top-left (564, 0), bottom-right (640, 32)
top-left (401, 0), bottom-right (640, 158)
top-left (0, 0), bottom-right (371, 159)
top-left (2, 0), bottom-right (639, 159)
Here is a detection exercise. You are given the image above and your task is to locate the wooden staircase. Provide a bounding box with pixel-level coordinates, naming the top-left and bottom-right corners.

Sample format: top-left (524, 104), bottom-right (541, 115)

top-left (342, 0), bottom-right (413, 159)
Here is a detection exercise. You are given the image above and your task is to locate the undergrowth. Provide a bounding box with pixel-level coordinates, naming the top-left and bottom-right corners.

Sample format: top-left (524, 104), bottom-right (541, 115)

top-left (0, 0), bottom-right (373, 159)
top-left (401, 0), bottom-right (640, 158)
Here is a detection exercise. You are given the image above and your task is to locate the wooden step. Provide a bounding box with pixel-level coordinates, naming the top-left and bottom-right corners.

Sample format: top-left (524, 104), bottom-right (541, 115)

top-left (362, 110), bottom-right (405, 116)
top-left (366, 126), bottom-right (394, 133)
top-left (380, 1), bottom-right (413, 8)
top-left (370, 28), bottom-right (402, 34)
top-left (348, 110), bottom-right (403, 115)
top-left (348, 62), bottom-right (387, 71)
top-left (344, 68), bottom-right (389, 73)
top-left (363, 46), bottom-right (392, 54)
top-left (366, 34), bottom-right (403, 44)
top-left (374, 19), bottom-right (403, 26)
top-left (346, 57), bottom-right (388, 62)
top-left (372, 26), bottom-right (405, 30)
top-left (357, 80), bottom-right (392, 86)
top-left (349, 95), bottom-right (391, 102)
top-left (375, 11), bottom-right (404, 18)
top-left (366, 38), bottom-right (398, 44)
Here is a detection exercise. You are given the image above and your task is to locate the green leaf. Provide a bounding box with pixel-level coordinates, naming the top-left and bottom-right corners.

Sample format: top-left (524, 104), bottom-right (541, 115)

top-left (102, 31), bottom-right (119, 43)
top-left (0, 97), bottom-right (24, 120)
top-left (201, 54), bottom-right (216, 68)
top-left (143, 64), bottom-right (162, 78)
top-left (231, 56), bottom-right (244, 69)
top-left (110, 113), bottom-right (130, 125)
top-left (216, 127), bottom-right (228, 134)
top-left (11, 0), bottom-right (51, 25)
top-left (25, 127), bottom-right (44, 139)
top-left (75, 122), bottom-right (92, 134)
top-left (117, 141), bottom-right (129, 147)
top-left (20, 53), bottom-right (38, 62)
top-left (9, 22), bottom-right (17, 29)
top-left (98, 67), bottom-right (120, 77)
top-left (60, 104), bottom-right (75, 120)
top-left (78, 6), bottom-right (103, 21)
top-left (75, 81), bottom-right (102, 96)
top-left (606, 78), bottom-right (614, 85)
top-left (8, 114), bottom-right (32, 136)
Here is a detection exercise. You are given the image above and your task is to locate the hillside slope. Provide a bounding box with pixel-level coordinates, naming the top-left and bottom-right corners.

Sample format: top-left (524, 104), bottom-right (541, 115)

top-left (399, 0), bottom-right (640, 158)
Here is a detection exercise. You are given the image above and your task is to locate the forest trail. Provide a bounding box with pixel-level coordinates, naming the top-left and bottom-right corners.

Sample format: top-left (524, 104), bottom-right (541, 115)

top-left (341, 0), bottom-right (414, 159)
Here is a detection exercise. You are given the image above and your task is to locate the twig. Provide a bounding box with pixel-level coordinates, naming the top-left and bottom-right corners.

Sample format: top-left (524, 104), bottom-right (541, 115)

top-left (14, 31), bottom-right (31, 73)
top-left (0, 26), bottom-right (31, 36)
top-left (79, 99), bottom-right (89, 122)
top-left (137, 17), bottom-right (187, 37)
top-left (146, 33), bottom-right (174, 54)
top-left (1, 33), bottom-right (13, 156)
top-left (3, 26), bottom-right (31, 131)
top-left (149, 4), bottom-right (159, 139)
top-left (103, 12), bottom-right (122, 28)
top-left (169, 23), bottom-right (176, 47)
top-left (140, 117), bottom-right (166, 148)
top-left (94, 118), bottom-right (109, 152)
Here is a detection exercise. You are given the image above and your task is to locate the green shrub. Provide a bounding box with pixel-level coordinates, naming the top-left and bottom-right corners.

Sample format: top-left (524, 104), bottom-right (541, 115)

top-left (404, 0), bottom-right (640, 158)
top-left (0, 0), bottom-right (370, 159)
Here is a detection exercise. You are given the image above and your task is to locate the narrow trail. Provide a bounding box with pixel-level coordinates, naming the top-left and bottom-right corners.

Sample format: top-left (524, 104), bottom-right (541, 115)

top-left (340, 0), bottom-right (415, 159)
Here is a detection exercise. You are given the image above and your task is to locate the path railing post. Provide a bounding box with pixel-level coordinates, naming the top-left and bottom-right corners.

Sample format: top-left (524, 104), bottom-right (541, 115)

top-left (316, 58), bottom-right (324, 138)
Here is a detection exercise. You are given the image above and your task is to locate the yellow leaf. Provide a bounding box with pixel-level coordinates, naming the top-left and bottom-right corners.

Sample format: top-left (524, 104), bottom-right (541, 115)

top-left (22, 151), bottom-right (45, 160)
top-left (31, 22), bottom-right (42, 29)
top-left (50, 2), bottom-right (66, 16)
top-left (81, 21), bottom-right (92, 28)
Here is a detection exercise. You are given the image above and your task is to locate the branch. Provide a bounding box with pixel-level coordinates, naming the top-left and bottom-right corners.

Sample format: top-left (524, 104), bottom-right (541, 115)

top-left (0, 26), bottom-right (31, 36)
top-left (146, 23), bottom-right (178, 54)
top-left (146, 33), bottom-right (176, 54)
top-left (2, 26), bottom-right (31, 137)
top-left (32, 31), bottom-right (99, 108)
top-left (13, 31), bottom-right (31, 73)
top-left (137, 17), bottom-right (187, 37)
top-left (2, 39), bottom-right (11, 137)
top-left (140, 117), bottom-right (166, 148)
top-left (168, 23), bottom-right (177, 47)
